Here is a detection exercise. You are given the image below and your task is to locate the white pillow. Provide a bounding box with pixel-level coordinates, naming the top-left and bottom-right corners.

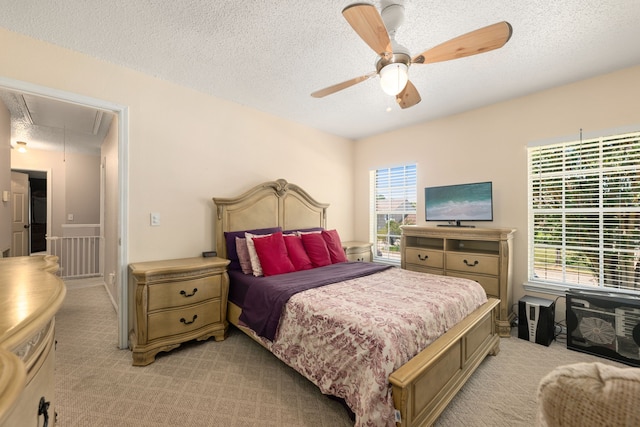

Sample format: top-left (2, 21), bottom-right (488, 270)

top-left (296, 230), bottom-right (322, 235)
top-left (244, 232), bottom-right (270, 277)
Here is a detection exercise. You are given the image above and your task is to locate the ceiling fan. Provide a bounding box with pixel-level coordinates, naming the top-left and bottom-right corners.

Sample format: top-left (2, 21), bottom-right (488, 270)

top-left (311, 2), bottom-right (513, 109)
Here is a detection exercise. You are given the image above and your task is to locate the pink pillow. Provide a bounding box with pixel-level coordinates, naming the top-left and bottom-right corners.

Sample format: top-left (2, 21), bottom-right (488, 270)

top-left (252, 232), bottom-right (296, 276)
top-left (301, 232), bottom-right (332, 268)
top-left (322, 229), bottom-right (348, 264)
top-left (235, 237), bottom-right (253, 274)
top-left (283, 234), bottom-right (313, 271)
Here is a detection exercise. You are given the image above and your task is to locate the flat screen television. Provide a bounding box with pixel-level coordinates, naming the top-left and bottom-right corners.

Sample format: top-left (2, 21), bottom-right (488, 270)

top-left (425, 181), bottom-right (493, 227)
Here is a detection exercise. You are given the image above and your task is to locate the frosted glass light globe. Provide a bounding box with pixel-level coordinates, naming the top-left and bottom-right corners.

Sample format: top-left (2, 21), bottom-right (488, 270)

top-left (379, 63), bottom-right (408, 96)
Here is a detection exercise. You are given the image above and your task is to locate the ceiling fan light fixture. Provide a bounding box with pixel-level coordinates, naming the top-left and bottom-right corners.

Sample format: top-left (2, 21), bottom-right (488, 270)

top-left (379, 63), bottom-right (408, 96)
top-left (16, 141), bottom-right (27, 153)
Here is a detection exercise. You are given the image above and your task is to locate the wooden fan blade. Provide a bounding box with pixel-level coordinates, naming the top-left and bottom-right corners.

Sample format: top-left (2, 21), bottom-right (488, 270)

top-left (396, 80), bottom-right (421, 109)
top-left (311, 72), bottom-right (377, 98)
top-left (412, 21), bottom-right (513, 65)
top-left (342, 3), bottom-right (392, 56)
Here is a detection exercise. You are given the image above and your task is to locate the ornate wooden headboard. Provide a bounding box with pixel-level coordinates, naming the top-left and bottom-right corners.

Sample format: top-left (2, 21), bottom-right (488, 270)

top-left (212, 179), bottom-right (329, 259)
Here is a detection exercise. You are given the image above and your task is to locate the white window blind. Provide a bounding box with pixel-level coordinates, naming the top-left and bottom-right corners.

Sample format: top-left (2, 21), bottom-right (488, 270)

top-left (370, 164), bottom-right (417, 263)
top-left (528, 131), bottom-right (640, 292)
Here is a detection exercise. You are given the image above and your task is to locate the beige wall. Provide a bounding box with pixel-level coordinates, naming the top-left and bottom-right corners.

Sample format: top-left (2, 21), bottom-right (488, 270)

top-left (354, 65), bottom-right (640, 311)
top-left (64, 152), bottom-right (100, 224)
top-left (0, 101), bottom-right (10, 254)
top-left (0, 28), bottom-right (354, 268)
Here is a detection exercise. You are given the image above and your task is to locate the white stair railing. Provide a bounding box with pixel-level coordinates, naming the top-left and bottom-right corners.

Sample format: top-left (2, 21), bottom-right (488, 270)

top-left (48, 235), bottom-right (103, 279)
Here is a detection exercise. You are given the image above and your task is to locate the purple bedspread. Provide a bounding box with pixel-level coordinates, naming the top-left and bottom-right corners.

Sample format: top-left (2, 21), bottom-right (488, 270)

top-left (239, 262), bottom-right (391, 340)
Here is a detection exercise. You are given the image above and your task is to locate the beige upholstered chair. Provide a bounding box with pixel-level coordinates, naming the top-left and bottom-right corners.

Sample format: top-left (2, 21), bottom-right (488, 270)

top-left (536, 362), bottom-right (640, 426)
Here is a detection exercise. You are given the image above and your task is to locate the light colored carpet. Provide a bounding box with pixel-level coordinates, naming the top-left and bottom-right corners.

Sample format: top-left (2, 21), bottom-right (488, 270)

top-left (54, 283), bottom-right (625, 426)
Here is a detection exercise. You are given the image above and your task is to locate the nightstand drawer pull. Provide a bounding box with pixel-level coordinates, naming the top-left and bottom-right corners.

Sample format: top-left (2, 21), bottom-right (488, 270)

top-left (179, 288), bottom-right (198, 297)
top-left (180, 315), bottom-right (198, 325)
top-left (463, 259), bottom-right (479, 267)
top-left (418, 254), bottom-right (429, 261)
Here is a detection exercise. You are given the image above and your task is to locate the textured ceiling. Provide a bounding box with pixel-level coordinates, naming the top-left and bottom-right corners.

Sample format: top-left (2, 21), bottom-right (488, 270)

top-left (0, 90), bottom-right (113, 154)
top-left (1, 0), bottom-right (639, 145)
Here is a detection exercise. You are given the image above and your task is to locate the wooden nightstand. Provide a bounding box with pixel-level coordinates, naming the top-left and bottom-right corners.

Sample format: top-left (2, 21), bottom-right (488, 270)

top-left (342, 241), bottom-right (373, 262)
top-left (128, 257), bottom-right (230, 366)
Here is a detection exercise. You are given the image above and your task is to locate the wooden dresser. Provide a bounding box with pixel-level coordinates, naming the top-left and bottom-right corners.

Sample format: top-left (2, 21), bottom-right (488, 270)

top-left (342, 241), bottom-right (373, 262)
top-left (0, 255), bottom-right (66, 426)
top-left (401, 226), bottom-right (516, 337)
top-left (128, 256), bottom-right (230, 366)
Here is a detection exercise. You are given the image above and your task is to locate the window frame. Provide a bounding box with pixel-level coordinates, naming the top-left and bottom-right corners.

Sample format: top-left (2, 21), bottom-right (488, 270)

top-left (370, 164), bottom-right (417, 265)
top-left (526, 130), bottom-right (640, 296)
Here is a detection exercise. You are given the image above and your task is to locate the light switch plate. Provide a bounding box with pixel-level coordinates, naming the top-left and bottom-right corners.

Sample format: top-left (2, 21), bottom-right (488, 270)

top-left (150, 212), bottom-right (160, 226)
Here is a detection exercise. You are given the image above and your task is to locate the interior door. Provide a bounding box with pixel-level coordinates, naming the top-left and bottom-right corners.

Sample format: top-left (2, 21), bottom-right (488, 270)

top-left (11, 171), bottom-right (30, 256)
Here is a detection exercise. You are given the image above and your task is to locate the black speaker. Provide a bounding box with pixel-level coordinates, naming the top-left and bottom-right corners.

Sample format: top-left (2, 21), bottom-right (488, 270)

top-left (518, 296), bottom-right (555, 346)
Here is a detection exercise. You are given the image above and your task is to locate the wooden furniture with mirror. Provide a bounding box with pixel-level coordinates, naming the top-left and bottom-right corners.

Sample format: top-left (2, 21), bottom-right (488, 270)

top-left (0, 255), bottom-right (66, 426)
top-left (128, 256), bottom-right (230, 366)
top-left (401, 226), bottom-right (516, 337)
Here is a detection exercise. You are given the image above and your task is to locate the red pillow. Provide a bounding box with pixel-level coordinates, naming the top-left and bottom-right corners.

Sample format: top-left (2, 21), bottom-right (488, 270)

top-left (301, 232), bottom-right (332, 268)
top-left (322, 229), bottom-right (348, 264)
top-left (283, 234), bottom-right (313, 271)
top-left (252, 232), bottom-right (295, 276)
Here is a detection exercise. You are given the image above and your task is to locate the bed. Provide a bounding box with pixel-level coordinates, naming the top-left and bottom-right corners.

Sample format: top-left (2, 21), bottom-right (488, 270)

top-left (213, 179), bottom-right (500, 427)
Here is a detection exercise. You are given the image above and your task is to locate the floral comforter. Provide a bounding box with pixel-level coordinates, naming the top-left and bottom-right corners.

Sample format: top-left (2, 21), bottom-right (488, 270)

top-left (258, 267), bottom-right (488, 427)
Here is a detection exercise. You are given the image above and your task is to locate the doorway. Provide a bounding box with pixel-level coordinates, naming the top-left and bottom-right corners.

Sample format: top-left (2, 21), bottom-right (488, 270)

top-left (1, 75), bottom-right (130, 349)
top-left (11, 169), bottom-right (48, 255)
top-left (29, 175), bottom-right (47, 252)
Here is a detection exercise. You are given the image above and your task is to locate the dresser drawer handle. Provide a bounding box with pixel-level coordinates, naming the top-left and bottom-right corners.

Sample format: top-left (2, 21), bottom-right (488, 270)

top-left (179, 288), bottom-right (198, 297)
top-left (180, 315), bottom-right (198, 325)
top-left (418, 254), bottom-right (429, 261)
top-left (463, 259), bottom-right (479, 267)
top-left (38, 396), bottom-right (50, 427)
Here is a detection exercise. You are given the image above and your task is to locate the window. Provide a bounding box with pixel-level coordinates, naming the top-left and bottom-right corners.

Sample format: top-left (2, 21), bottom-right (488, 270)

top-left (370, 164), bottom-right (417, 263)
top-left (528, 131), bottom-right (640, 293)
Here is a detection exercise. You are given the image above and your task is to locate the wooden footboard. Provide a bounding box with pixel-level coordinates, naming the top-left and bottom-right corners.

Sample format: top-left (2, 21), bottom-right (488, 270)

top-left (390, 298), bottom-right (500, 427)
top-left (228, 297), bottom-right (500, 427)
